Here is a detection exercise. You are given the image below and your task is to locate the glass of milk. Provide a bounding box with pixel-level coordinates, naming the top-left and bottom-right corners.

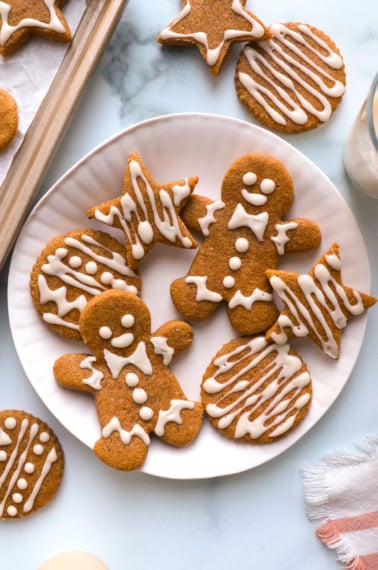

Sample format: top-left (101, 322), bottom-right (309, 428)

top-left (344, 73), bottom-right (378, 197)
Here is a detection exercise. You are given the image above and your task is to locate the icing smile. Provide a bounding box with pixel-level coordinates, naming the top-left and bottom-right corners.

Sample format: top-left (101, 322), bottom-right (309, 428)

top-left (241, 188), bottom-right (267, 206)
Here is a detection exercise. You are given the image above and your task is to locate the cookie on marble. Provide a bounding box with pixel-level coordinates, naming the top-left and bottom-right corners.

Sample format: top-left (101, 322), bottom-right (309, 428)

top-left (235, 22), bottom-right (346, 132)
top-left (0, 410), bottom-right (64, 519)
top-left (158, 0), bottom-right (270, 76)
top-left (202, 335), bottom-right (312, 443)
top-left (0, 0), bottom-right (72, 56)
top-left (0, 89), bottom-right (18, 151)
top-left (266, 243), bottom-right (377, 359)
top-left (30, 229), bottom-right (141, 341)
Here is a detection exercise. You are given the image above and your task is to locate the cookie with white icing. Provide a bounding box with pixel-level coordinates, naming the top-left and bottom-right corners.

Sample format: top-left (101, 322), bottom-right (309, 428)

top-left (0, 0), bottom-right (72, 56)
top-left (53, 289), bottom-right (203, 471)
top-left (266, 243), bottom-right (377, 359)
top-left (0, 410), bottom-right (64, 519)
top-left (202, 336), bottom-right (312, 443)
top-left (157, 0), bottom-right (270, 76)
top-left (172, 153), bottom-right (321, 335)
top-left (30, 229), bottom-right (141, 341)
top-left (235, 22), bottom-right (346, 133)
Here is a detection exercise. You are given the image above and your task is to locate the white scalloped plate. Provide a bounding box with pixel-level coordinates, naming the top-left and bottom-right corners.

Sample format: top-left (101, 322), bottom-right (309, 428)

top-left (8, 113), bottom-right (371, 479)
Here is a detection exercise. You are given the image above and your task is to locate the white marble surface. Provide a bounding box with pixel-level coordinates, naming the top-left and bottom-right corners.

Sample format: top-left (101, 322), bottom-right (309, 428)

top-left (1, 0), bottom-right (378, 568)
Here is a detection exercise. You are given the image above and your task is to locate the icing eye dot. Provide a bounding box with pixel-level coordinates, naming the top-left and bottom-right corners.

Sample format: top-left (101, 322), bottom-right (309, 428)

top-left (4, 417), bottom-right (16, 430)
top-left (139, 406), bottom-right (154, 421)
top-left (33, 444), bottom-right (44, 456)
top-left (125, 373), bottom-right (139, 387)
top-left (99, 326), bottom-right (112, 339)
top-left (235, 238), bottom-right (249, 253)
top-left (242, 172), bottom-right (257, 186)
top-left (100, 271), bottom-right (113, 285)
top-left (121, 314), bottom-right (135, 328)
top-left (0, 451), bottom-right (7, 461)
top-left (39, 432), bottom-right (50, 443)
top-left (24, 462), bottom-right (35, 474)
top-left (85, 261), bottom-right (98, 275)
top-left (132, 388), bottom-right (148, 405)
top-left (68, 255), bottom-right (82, 268)
top-left (260, 179), bottom-right (275, 195)
top-left (17, 478), bottom-right (28, 490)
top-left (12, 493), bottom-right (23, 504)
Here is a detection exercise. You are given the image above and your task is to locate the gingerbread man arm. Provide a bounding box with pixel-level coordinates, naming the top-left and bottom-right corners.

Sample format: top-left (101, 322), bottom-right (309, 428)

top-left (272, 218), bottom-right (321, 255)
top-left (53, 353), bottom-right (104, 394)
top-left (181, 194), bottom-right (225, 236)
top-left (151, 320), bottom-right (193, 364)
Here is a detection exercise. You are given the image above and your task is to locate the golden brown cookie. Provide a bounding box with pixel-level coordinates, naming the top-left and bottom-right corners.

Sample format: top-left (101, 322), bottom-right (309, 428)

top-left (0, 410), bottom-right (64, 519)
top-left (0, 0), bottom-right (72, 56)
top-left (0, 89), bottom-right (18, 151)
top-left (266, 243), bottom-right (377, 359)
top-left (30, 229), bottom-right (141, 341)
top-left (235, 22), bottom-right (346, 133)
top-left (158, 0), bottom-right (270, 76)
top-left (171, 153), bottom-right (321, 335)
top-left (54, 289), bottom-right (203, 471)
top-left (201, 336), bottom-right (312, 443)
top-left (87, 152), bottom-right (198, 270)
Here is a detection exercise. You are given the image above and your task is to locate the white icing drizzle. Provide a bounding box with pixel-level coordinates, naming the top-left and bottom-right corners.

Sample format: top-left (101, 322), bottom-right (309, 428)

top-left (268, 250), bottom-right (366, 358)
top-left (150, 336), bottom-right (175, 365)
top-left (228, 288), bottom-right (273, 310)
top-left (104, 342), bottom-right (153, 379)
top-left (238, 23), bottom-right (345, 126)
top-left (159, 0), bottom-right (265, 66)
top-left (197, 200), bottom-right (225, 236)
top-left (80, 356), bottom-right (104, 391)
top-left (0, 429), bottom-right (12, 446)
top-left (203, 337), bottom-right (311, 439)
top-left (94, 159), bottom-right (193, 261)
top-left (271, 221), bottom-right (298, 255)
top-left (0, 0), bottom-right (66, 46)
top-left (154, 400), bottom-right (195, 437)
top-left (185, 275), bottom-right (223, 303)
top-left (228, 204), bottom-right (269, 241)
top-left (102, 417), bottom-right (150, 446)
top-left (23, 448), bottom-right (58, 513)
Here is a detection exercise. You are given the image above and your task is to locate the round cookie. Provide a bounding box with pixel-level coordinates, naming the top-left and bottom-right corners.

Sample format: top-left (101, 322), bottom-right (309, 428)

top-left (235, 22), bottom-right (346, 133)
top-left (37, 551), bottom-right (108, 570)
top-left (0, 89), bottom-right (18, 151)
top-left (30, 229), bottom-right (141, 341)
top-left (0, 410), bottom-right (64, 519)
top-left (201, 336), bottom-right (312, 443)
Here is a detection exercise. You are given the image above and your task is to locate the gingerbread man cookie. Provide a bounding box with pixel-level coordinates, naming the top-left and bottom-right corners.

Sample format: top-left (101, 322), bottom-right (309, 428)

top-left (54, 289), bottom-right (203, 471)
top-left (171, 153), bottom-right (321, 335)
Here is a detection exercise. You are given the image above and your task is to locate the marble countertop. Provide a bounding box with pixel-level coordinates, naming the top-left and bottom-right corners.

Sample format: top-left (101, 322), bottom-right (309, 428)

top-left (1, 0), bottom-right (378, 568)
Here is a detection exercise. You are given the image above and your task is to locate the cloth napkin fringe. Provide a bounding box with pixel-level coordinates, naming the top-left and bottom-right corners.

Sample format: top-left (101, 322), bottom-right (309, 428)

top-left (316, 519), bottom-right (364, 569)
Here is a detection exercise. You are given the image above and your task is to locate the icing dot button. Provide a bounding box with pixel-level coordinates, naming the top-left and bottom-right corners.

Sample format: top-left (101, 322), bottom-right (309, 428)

top-left (37, 551), bottom-right (109, 570)
top-left (229, 256), bottom-right (242, 270)
top-left (223, 276), bottom-right (235, 288)
top-left (235, 237), bottom-right (249, 253)
top-left (125, 372), bottom-right (139, 387)
top-left (132, 388), bottom-right (148, 405)
top-left (139, 406), bottom-right (154, 421)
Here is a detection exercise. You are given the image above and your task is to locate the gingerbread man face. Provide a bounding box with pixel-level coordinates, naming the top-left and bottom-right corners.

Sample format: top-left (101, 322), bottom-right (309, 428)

top-left (54, 290), bottom-right (203, 471)
top-left (171, 153), bottom-right (321, 335)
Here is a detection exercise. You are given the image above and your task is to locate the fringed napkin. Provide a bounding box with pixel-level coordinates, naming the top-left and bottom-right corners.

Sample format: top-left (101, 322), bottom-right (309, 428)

top-left (302, 435), bottom-right (378, 569)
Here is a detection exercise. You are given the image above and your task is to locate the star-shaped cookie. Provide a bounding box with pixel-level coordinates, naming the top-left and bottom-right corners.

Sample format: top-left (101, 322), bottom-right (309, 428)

top-left (157, 0), bottom-right (270, 76)
top-left (0, 0), bottom-right (72, 56)
top-left (87, 152), bottom-right (198, 269)
top-left (265, 243), bottom-right (376, 359)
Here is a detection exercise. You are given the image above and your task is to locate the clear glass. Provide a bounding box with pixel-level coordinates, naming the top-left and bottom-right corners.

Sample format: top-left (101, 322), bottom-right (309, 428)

top-left (344, 73), bottom-right (378, 197)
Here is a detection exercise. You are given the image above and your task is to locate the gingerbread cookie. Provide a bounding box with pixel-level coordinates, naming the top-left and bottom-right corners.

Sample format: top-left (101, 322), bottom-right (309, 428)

top-left (54, 289), bottom-right (203, 471)
top-left (235, 22), bottom-right (346, 133)
top-left (30, 229), bottom-right (141, 341)
top-left (172, 153), bottom-right (321, 335)
top-left (158, 0), bottom-right (270, 76)
top-left (266, 244), bottom-right (377, 359)
top-left (87, 152), bottom-right (198, 270)
top-left (0, 410), bottom-right (64, 519)
top-left (202, 336), bottom-right (312, 443)
top-left (0, 89), bottom-right (18, 151)
top-left (0, 0), bottom-right (72, 56)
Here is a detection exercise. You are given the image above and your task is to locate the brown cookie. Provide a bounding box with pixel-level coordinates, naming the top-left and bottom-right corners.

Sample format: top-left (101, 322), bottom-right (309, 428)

top-left (30, 229), bottom-right (141, 341)
top-left (0, 410), bottom-right (64, 519)
top-left (158, 0), bottom-right (270, 76)
top-left (201, 336), bottom-right (312, 443)
top-left (0, 0), bottom-right (72, 56)
top-left (54, 289), bottom-right (203, 471)
top-left (266, 243), bottom-right (377, 359)
top-left (235, 22), bottom-right (346, 133)
top-left (0, 89), bottom-right (18, 151)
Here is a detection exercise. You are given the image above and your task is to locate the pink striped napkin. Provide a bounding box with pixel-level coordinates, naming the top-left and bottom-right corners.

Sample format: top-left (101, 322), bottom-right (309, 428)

top-left (302, 435), bottom-right (378, 569)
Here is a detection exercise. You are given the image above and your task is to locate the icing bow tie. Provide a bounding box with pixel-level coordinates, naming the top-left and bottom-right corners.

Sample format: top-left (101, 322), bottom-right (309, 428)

top-left (228, 204), bottom-right (269, 241)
